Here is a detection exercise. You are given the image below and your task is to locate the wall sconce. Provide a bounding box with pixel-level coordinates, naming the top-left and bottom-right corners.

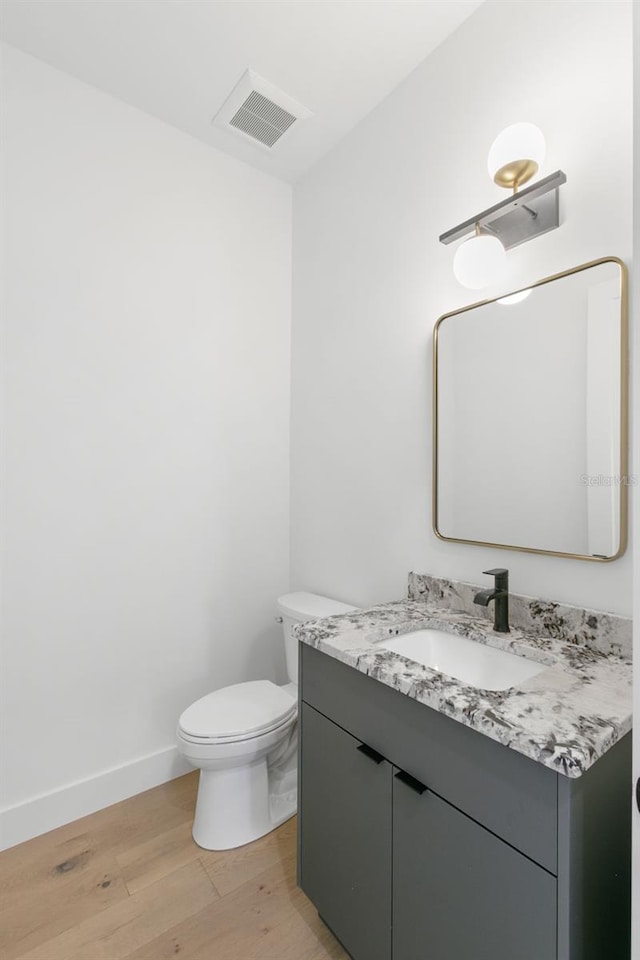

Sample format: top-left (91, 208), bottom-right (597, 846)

top-left (440, 123), bottom-right (566, 290)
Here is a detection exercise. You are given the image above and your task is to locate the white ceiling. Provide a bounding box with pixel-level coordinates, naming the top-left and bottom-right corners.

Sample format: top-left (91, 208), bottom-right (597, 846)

top-left (0, 0), bottom-right (483, 183)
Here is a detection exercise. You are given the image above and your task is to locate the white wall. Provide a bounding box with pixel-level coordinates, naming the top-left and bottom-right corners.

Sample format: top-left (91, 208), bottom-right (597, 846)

top-left (291, 0), bottom-right (633, 615)
top-left (0, 44), bottom-right (292, 846)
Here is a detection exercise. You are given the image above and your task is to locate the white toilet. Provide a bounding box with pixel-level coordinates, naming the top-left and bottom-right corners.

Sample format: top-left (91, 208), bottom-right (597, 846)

top-left (176, 591), bottom-right (357, 850)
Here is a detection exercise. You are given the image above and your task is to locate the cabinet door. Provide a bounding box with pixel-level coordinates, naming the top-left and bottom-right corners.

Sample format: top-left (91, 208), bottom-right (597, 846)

top-left (393, 771), bottom-right (557, 960)
top-left (299, 703), bottom-right (392, 960)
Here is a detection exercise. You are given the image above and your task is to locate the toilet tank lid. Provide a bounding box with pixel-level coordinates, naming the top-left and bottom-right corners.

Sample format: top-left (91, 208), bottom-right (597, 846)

top-left (276, 591), bottom-right (358, 621)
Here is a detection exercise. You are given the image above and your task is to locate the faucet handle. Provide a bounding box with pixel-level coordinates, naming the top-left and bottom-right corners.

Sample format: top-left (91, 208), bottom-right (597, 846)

top-left (483, 568), bottom-right (509, 593)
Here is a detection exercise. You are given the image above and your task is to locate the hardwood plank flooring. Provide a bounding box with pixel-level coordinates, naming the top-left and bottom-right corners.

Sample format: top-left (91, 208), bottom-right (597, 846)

top-left (0, 772), bottom-right (348, 960)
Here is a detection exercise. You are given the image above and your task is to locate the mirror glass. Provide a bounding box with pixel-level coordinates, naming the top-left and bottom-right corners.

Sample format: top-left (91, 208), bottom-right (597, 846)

top-left (434, 258), bottom-right (627, 560)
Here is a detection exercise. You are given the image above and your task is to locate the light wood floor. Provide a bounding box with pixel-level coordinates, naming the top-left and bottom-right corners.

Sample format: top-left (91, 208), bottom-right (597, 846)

top-left (0, 772), bottom-right (348, 960)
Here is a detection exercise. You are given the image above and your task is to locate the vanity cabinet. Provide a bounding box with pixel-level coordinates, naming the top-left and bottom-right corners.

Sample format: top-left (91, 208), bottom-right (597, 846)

top-left (300, 703), bottom-right (392, 960)
top-left (392, 766), bottom-right (556, 960)
top-left (298, 644), bottom-right (631, 960)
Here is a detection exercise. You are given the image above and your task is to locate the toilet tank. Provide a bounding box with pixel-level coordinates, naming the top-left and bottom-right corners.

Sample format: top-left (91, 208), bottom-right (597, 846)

top-left (276, 592), bottom-right (357, 684)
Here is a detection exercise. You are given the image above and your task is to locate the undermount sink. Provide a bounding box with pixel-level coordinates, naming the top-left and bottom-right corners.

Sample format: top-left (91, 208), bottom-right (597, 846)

top-left (378, 628), bottom-right (547, 691)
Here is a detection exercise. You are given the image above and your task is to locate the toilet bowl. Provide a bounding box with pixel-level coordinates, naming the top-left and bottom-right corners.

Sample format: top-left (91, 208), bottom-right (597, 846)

top-left (176, 592), bottom-right (357, 850)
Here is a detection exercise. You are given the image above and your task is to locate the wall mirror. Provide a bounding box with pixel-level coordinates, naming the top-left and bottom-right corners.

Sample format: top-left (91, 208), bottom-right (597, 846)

top-left (433, 257), bottom-right (628, 561)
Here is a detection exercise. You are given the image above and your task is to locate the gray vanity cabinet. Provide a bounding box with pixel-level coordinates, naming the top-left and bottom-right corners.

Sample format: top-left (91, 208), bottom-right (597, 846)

top-left (298, 643), bottom-right (631, 960)
top-left (299, 702), bottom-right (392, 960)
top-left (393, 775), bottom-right (556, 960)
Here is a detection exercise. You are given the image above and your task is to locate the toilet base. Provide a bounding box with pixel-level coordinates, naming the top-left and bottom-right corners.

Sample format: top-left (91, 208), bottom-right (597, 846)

top-left (192, 756), bottom-right (297, 851)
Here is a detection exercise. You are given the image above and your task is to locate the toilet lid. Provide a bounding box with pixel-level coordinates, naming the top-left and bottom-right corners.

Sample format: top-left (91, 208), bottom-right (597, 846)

top-left (178, 680), bottom-right (296, 740)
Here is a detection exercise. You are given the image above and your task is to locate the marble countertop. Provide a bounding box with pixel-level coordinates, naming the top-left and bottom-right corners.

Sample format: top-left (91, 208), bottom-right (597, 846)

top-left (294, 598), bottom-right (632, 779)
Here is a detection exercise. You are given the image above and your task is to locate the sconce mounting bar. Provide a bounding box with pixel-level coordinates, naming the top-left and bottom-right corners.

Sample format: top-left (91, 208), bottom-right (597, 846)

top-left (439, 170), bottom-right (566, 251)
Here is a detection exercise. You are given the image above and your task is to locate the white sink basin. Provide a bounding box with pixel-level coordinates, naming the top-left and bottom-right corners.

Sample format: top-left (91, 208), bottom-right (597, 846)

top-left (378, 628), bottom-right (547, 692)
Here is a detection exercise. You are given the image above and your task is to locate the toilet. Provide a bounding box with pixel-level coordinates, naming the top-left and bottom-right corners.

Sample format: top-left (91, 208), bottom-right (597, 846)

top-left (176, 591), bottom-right (357, 850)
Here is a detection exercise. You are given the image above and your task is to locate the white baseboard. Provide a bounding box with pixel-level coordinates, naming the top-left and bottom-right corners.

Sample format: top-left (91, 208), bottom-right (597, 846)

top-left (0, 746), bottom-right (192, 851)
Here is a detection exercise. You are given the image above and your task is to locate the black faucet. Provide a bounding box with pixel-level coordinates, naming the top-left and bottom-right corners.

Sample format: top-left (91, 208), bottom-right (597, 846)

top-left (473, 568), bottom-right (510, 633)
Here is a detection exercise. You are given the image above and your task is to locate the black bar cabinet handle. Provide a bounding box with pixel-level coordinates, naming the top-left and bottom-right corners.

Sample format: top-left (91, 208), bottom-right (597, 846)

top-left (395, 769), bottom-right (428, 795)
top-left (357, 742), bottom-right (385, 765)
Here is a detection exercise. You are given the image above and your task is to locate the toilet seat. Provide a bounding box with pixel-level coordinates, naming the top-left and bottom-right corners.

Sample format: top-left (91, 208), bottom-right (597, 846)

top-left (178, 680), bottom-right (296, 745)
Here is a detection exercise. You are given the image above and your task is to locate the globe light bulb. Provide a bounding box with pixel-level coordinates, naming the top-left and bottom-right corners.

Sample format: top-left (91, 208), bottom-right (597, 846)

top-left (453, 233), bottom-right (506, 290)
top-left (497, 288), bottom-right (533, 305)
top-left (488, 123), bottom-right (546, 191)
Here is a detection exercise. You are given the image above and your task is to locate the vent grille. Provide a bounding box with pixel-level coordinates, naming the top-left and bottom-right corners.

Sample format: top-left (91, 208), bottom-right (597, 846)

top-left (229, 91), bottom-right (297, 148)
top-left (243, 91), bottom-right (297, 133)
top-left (213, 69), bottom-right (311, 151)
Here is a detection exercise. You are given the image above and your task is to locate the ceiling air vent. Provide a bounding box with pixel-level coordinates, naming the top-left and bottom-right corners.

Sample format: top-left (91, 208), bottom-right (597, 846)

top-left (213, 69), bottom-right (312, 150)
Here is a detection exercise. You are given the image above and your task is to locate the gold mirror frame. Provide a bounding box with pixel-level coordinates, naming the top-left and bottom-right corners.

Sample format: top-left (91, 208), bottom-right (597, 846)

top-left (433, 256), bottom-right (629, 562)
